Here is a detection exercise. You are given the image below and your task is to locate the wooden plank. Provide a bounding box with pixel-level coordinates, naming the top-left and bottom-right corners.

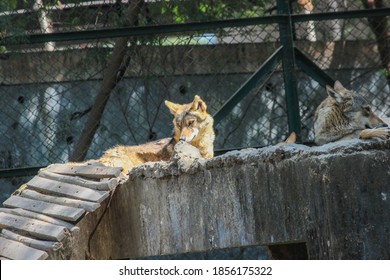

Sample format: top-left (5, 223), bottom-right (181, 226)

top-left (21, 189), bottom-right (100, 212)
top-left (0, 208), bottom-right (79, 233)
top-left (38, 169), bottom-right (118, 191)
top-left (101, 177), bottom-right (122, 189)
top-left (0, 236), bottom-right (48, 260)
top-left (3, 196), bottom-right (85, 222)
top-left (45, 164), bottom-right (122, 179)
top-left (1, 229), bottom-right (62, 251)
top-left (0, 212), bottom-right (67, 241)
top-left (27, 176), bottom-right (109, 203)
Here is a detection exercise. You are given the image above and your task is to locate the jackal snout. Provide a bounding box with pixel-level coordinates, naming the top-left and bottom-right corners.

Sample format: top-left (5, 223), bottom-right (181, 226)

top-left (179, 126), bottom-right (199, 142)
top-left (347, 98), bottom-right (387, 130)
top-left (364, 115), bottom-right (388, 129)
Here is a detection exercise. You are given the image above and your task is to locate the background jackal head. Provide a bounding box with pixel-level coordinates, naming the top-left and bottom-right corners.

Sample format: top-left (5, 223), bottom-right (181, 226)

top-left (326, 80), bottom-right (387, 130)
top-left (165, 96), bottom-right (215, 157)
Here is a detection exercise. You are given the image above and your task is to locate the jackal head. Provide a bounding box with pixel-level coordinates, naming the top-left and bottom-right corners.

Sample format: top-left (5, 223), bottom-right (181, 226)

top-left (165, 95), bottom-right (215, 148)
top-left (327, 81), bottom-right (387, 129)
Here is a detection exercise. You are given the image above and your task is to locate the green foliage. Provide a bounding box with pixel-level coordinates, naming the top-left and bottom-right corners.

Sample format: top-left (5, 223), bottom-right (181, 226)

top-left (380, 68), bottom-right (389, 78)
top-left (0, 0), bottom-right (31, 42)
top-left (0, 0), bottom-right (18, 11)
top-left (0, 0), bottom-right (268, 39)
top-left (151, 0), bottom-right (267, 25)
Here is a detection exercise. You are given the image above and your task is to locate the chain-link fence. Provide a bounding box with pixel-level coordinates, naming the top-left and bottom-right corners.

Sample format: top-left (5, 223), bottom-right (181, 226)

top-left (1, 0), bottom-right (389, 199)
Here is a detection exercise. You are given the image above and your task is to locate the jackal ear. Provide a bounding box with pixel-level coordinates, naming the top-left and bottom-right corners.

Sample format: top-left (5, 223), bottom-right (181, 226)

top-left (191, 95), bottom-right (207, 112)
top-left (333, 80), bottom-right (346, 92)
top-left (165, 100), bottom-right (180, 115)
top-left (326, 83), bottom-right (344, 104)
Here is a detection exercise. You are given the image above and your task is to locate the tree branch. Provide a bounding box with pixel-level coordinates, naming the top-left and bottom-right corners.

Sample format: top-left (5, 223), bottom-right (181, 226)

top-left (362, 0), bottom-right (390, 85)
top-left (69, 0), bottom-right (144, 162)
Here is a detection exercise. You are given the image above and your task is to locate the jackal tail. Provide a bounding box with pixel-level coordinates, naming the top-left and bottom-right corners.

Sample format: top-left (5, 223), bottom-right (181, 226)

top-left (277, 132), bottom-right (296, 145)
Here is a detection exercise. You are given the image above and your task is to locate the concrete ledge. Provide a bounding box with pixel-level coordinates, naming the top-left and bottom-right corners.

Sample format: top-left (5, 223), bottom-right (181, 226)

top-left (71, 139), bottom-right (390, 259)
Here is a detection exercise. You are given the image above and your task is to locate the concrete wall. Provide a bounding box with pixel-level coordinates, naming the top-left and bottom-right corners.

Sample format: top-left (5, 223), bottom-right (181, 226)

top-left (70, 139), bottom-right (390, 260)
top-left (1, 41), bottom-right (389, 207)
top-left (1, 42), bottom-right (388, 170)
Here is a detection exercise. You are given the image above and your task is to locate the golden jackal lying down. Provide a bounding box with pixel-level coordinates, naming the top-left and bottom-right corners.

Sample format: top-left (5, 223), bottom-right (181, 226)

top-left (314, 80), bottom-right (389, 145)
top-left (96, 95), bottom-right (215, 174)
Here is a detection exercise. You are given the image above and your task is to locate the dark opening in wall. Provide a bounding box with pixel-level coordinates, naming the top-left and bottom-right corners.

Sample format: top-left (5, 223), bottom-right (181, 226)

top-left (131, 245), bottom-right (270, 260)
top-left (267, 242), bottom-right (308, 260)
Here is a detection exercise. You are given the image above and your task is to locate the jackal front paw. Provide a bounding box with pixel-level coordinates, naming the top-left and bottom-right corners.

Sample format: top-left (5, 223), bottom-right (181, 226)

top-left (359, 127), bottom-right (390, 140)
top-left (373, 127), bottom-right (390, 139)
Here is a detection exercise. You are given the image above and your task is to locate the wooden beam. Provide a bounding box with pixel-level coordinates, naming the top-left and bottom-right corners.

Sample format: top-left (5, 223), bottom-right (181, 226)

top-left (21, 189), bottom-right (100, 212)
top-left (0, 236), bottom-right (48, 260)
top-left (1, 229), bottom-right (62, 251)
top-left (0, 212), bottom-right (67, 241)
top-left (45, 164), bottom-right (122, 179)
top-left (0, 208), bottom-right (78, 232)
top-left (3, 196), bottom-right (85, 222)
top-left (38, 169), bottom-right (118, 191)
top-left (26, 176), bottom-right (109, 203)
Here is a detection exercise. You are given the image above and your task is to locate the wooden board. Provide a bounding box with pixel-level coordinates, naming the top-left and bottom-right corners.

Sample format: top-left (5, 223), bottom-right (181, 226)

top-left (0, 212), bottom-right (67, 241)
top-left (0, 208), bottom-right (78, 232)
top-left (1, 229), bottom-right (62, 251)
top-left (3, 196), bottom-right (85, 222)
top-left (38, 169), bottom-right (117, 191)
top-left (45, 164), bottom-right (122, 179)
top-left (0, 236), bottom-right (48, 260)
top-left (26, 176), bottom-right (109, 203)
top-left (21, 189), bottom-right (100, 212)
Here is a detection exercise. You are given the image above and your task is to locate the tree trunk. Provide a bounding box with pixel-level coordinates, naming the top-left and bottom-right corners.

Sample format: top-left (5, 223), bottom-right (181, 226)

top-left (362, 0), bottom-right (390, 85)
top-left (69, 0), bottom-right (144, 162)
top-left (33, 0), bottom-right (55, 51)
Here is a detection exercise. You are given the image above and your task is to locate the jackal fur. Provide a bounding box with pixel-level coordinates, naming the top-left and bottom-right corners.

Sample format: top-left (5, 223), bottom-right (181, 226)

top-left (314, 81), bottom-right (389, 145)
top-left (94, 95), bottom-right (215, 174)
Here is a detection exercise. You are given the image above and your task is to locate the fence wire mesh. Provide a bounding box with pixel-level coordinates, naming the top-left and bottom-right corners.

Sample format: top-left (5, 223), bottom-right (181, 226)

top-left (0, 0), bottom-right (389, 190)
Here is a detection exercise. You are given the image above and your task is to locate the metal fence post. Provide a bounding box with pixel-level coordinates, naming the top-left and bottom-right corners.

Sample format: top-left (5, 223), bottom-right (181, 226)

top-left (277, 0), bottom-right (302, 142)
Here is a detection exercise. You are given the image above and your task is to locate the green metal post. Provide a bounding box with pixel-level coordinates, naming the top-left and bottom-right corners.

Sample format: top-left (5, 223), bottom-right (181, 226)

top-left (213, 47), bottom-right (282, 125)
top-left (277, 0), bottom-right (302, 142)
top-left (294, 48), bottom-right (335, 88)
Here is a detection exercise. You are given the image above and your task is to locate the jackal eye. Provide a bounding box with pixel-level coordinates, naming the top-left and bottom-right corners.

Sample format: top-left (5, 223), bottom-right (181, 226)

top-left (361, 105), bottom-right (371, 116)
top-left (362, 105), bottom-right (371, 112)
top-left (187, 120), bottom-right (194, 127)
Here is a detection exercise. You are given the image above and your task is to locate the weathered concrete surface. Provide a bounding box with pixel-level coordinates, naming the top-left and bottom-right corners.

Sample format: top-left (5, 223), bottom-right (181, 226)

top-left (71, 139), bottom-right (390, 259)
top-left (0, 42), bottom-right (381, 85)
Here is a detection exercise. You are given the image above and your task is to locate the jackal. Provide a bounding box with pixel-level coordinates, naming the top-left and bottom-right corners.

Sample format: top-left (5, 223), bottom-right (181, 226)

top-left (297, 0), bottom-right (313, 12)
top-left (96, 95), bottom-right (215, 174)
top-left (314, 81), bottom-right (389, 145)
